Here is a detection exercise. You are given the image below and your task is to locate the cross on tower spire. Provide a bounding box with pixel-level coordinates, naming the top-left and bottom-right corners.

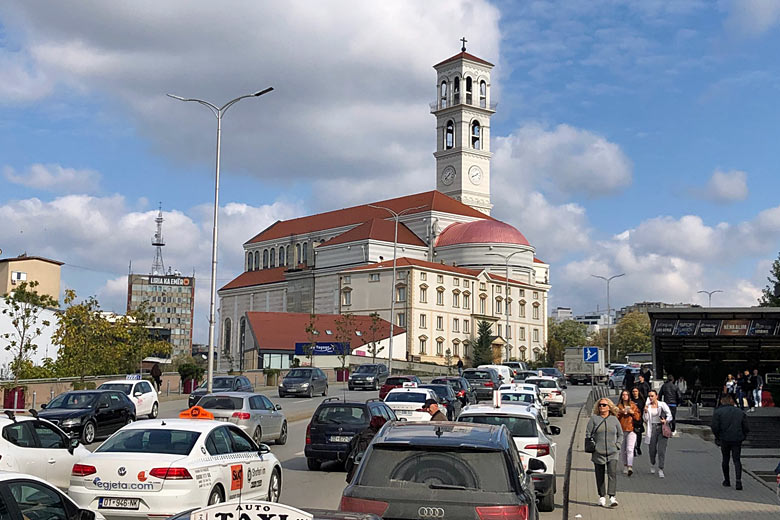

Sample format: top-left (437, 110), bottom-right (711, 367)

top-left (460, 37), bottom-right (468, 52)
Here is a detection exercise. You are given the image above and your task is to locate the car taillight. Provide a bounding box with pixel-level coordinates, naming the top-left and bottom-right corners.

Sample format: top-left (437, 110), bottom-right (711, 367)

top-left (149, 467), bottom-right (192, 480)
top-left (232, 412), bottom-right (251, 420)
top-left (484, 381), bottom-right (494, 387)
top-left (72, 464), bottom-right (96, 476)
top-left (552, 390), bottom-right (561, 395)
top-left (306, 422), bottom-right (312, 445)
top-left (476, 505), bottom-right (529, 520)
top-left (525, 443), bottom-right (550, 457)
top-left (457, 390), bottom-right (465, 397)
top-left (339, 496), bottom-right (389, 515)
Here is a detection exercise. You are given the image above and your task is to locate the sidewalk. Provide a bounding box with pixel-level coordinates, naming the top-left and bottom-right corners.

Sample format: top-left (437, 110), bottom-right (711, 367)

top-left (567, 406), bottom-right (780, 519)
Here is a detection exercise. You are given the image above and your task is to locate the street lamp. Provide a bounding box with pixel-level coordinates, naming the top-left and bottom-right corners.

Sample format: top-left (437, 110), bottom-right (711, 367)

top-left (591, 273), bottom-right (625, 365)
top-left (368, 203), bottom-right (426, 374)
top-left (168, 87), bottom-right (274, 393)
top-left (487, 251), bottom-right (522, 362)
top-left (697, 289), bottom-right (723, 307)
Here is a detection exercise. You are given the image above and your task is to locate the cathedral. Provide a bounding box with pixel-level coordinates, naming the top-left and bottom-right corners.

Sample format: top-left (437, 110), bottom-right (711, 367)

top-left (218, 45), bottom-right (551, 370)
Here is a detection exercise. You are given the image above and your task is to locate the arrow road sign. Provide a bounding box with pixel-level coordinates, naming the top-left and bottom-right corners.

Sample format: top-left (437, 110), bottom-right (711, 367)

top-left (583, 347), bottom-right (599, 363)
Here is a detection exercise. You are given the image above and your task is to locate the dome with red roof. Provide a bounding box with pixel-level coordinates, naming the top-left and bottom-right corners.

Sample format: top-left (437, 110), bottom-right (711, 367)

top-left (436, 220), bottom-right (530, 247)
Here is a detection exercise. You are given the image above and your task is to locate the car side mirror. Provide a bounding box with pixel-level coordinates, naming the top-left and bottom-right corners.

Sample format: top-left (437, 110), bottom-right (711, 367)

top-left (275, 404), bottom-right (282, 410)
top-left (526, 458), bottom-right (547, 474)
top-left (355, 453), bottom-right (364, 464)
top-left (549, 425), bottom-right (561, 436)
top-left (40, 403), bottom-right (47, 409)
top-left (68, 437), bottom-right (80, 454)
top-left (78, 509), bottom-right (96, 520)
top-left (257, 444), bottom-right (271, 455)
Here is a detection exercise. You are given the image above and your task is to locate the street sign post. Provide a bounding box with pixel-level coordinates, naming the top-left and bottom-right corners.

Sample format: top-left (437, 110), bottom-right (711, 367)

top-left (583, 347), bottom-right (599, 388)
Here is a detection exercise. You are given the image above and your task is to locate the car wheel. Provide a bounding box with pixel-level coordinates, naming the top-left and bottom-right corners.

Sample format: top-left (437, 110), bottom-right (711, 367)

top-left (373, 380), bottom-right (379, 391)
top-left (208, 486), bottom-right (224, 505)
top-left (253, 426), bottom-right (263, 445)
top-left (276, 421), bottom-right (288, 445)
top-left (348, 385), bottom-right (354, 391)
top-left (322, 385), bottom-right (328, 397)
top-left (563, 406), bottom-right (567, 415)
top-left (538, 489), bottom-right (555, 512)
top-left (81, 421), bottom-right (96, 444)
top-left (307, 387), bottom-right (313, 398)
top-left (267, 468), bottom-right (281, 502)
top-left (608, 380), bottom-right (614, 389)
top-left (149, 402), bottom-right (159, 419)
top-left (125, 415), bottom-right (134, 426)
top-left (278, 392), bottom-right (285, 398)
top-left (306, 458), bottom-right (321, 471)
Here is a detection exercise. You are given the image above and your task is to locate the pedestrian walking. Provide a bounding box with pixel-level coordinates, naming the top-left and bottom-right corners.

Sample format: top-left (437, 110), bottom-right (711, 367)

top-left (711, 394), bottom-right (749, 490)
top-left (742, 370), bottom-right (756, 412)
top-left (617, 390), bottom-right (640, 476)
top-left (150, 362), bottom-right (162, 392)
top-left (636, 374), bottom-right (651, 403)
top-left (585, 397), bottom-right (623, 508)
top-left (623, 368), bottom-right (635, 391)
top-left (725, 374), bottom-right (736, 395)
top-left (345, 416), bottom-right (387, 483)
top-left (643, 367), bottom-right (652, 384)
top-left (751, 369), bottom-right (764, 409)
top-left (676, 376), bottom-right (688, 404)
top-left (735, 372), bottom-right (746, 410)
top-left (643, 389), bottom-right (673, 478)
top-left (630, 387), bottom-right (645, 457)
top-left (457, 358), bottom-right (464, 377)
top-left (660, 375), bottom-right (683, 433)
top-left (422, 398), bottom-right (448, 421)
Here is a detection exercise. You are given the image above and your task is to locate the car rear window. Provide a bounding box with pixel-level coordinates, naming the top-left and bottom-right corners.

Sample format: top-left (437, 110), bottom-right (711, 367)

top-left (431, 379), bottom-right (459, 390)
top-left (96, 429), bottom-right (200, 455)
top-left (354, 365), bottom-right (378, 374)
top-left (385, 377), bottom-right (411, 386)
top-left (198, 396), bottom-right (243, 410)
top-left (540, 369), bottom-right (559, 376)
top-left (526, 379), bottom-right (557, 389)
top-left (464, 371), bottom-right (491, 380)
top-left (458, 415), bottom-right (537, 437)
top-left (99, 383), bottom-right (133, 395)
top-left (385, 392), bottom-right (428, 403)
top-left (314, 405), bottom-right (367, 424)
top-left (501, 393), bottom-right (534, 404)
top-left (286, 369), bottom-right (313, 378)
top-left (358, 447), bottom-right (511, 492)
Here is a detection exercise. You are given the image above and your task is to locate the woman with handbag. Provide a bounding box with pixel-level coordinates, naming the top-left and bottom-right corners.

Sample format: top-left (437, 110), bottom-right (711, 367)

top-left (585, 397), bottom-right (624, 508)
top-left (630, 386), bottom-right (645, 457)
top-left (643, 389), bottom-right (673, 478)
top-left (617, 390), bottom-right (641, 476)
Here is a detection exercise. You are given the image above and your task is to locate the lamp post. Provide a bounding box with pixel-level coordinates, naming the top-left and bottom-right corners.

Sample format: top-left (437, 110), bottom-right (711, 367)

top-left (487, 251), bottom-right (522, 362)
top-left (168, 87), bottom-right (274, 393)
top-left (697, 289), bottom-right (723, 307)
top-left (591, 273), bottom-right (625, 365)
top-left (368, 204), bottom-right (425, 374)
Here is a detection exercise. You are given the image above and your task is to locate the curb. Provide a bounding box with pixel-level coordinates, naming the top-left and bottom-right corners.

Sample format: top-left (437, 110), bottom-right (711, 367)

top-left (744, 468), bottom-right (779, 494)
top-left (562, 404), bottom-right (585, 520)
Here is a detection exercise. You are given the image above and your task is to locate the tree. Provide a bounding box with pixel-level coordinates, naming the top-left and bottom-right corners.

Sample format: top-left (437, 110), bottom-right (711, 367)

top-left (52, 291), bottom-right (112, 381)
top-left (613, 311), bottom-right (651, 360)
top-left (334, 312), bottom-right (355, 370)
top-left (546, 318), bottom-right (588, 365)
top-left (303, 313), bottom-right (318, 366)
top-left (365, 312), bottom-right (385, 363)
top-left (758, 252), bottom-right (780, 306)
top-left (1, 280), bottom-right (59, 384)
top-left (473, 320), bottom-right (494, 366)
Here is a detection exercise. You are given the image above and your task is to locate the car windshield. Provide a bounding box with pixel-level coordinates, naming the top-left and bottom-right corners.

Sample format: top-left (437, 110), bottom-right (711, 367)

top-left (385, 392), bottom-right (428, 403)
top-left (421, 385), bottom-right (450, 399)
top-left (314, 405), bottom-right (367, 424)
top-left (96, 429), bottom-right (200, 455)
top-left (431, 379), bottom-right (460, 391)
top-left (198, 377), bottom-right (233, 390)
top-left (358, 447), bottom-right (511, 492)
top-left (354, 365), bottom-right (377, 374)
top-left (539, 368), bottom-right (559, 376)
top-left (501, 393), bottom-right (534, 404)
top-left (285, 369), bottom-right (312, 379)
top-left (385, 377), bottom-right (413, 386)
top-left (458, 415), bottom-right (538, 437)
top-left (464, 371), bottom-right (491, 380)
top-left (47, 392), bottom-right (98, 409)
top-left (98, 383), bottom-right (133, 395)
top-left (526, 379), bottom-right (557, 389)
top-left (198, 396), bottom-right (244, 410)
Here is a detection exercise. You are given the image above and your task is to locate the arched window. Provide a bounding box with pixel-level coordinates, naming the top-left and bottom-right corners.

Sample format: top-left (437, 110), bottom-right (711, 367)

top-left (440, 81), bottom-right (448, 109)
top-left (479, 80), bottom-right (487, 108)
top-left (465, 77), bottom-right (473, 104)
top-left (253, 251), bottom-right (259, 271)
top-left (279, 247), bottom-right (285, 266)
top-left (453, 77), bottom-right (460, 104)
top-left (223, 318), bottom-right (232, 355)
top-left (295, 244), bottom-right (301, 265)
top-left (471, 121), bottom-right (481, 149)
top-left (246, 252), bottom-right (253, 272)
top-left (269, 247), bottom-right (276, 268)
top-left (262, 249), bottom-right (269, 269)
top-left (445, 120), bottom-right (454, 149)
top-left (302, 242), bottom-right (308, 264)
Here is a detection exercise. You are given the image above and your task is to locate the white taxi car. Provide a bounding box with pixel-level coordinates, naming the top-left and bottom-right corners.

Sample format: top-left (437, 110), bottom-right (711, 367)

top-left (67, 408), bottom-right (282, 519)
top-left (1, 412), bottom-right (91, 490)
top-left (525, 376), bottom-right (567, 416)
top-left (457, 403), bottom-right (560, 512)
top-left (383, 385), bottom-right (438, 422)
top-left (98, 379), bottom-right (159, 419)
top-left (498, 384), bottom-right (548, 423)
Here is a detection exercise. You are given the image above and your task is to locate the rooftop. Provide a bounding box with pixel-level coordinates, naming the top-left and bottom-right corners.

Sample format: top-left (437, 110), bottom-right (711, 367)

top-left (0, 254), bottom-right (63, 266)
top-left (318, 218), bottom-right (426, 248)
top-left (345, 257), bottom-right (481, 277)
top-left (434, 51), bottom-right (494, 68)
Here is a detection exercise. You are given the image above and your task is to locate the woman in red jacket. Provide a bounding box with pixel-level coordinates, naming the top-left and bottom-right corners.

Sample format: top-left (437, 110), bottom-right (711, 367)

top-left (617, 389), bottom-right (641, 476)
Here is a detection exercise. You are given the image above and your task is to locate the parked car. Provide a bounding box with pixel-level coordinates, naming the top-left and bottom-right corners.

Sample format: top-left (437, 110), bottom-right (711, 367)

top-left (0, 412), bottom-right (90, 490)
top-left (525, 377), bottom-right (567, 416)
top-left (538, 367), bottom-right (567, 388)
top-left (462, 368), bottom-right (501, 401)
top-left (378, 375), bottom-right (422, 400)
top-left (0, 472), bottom-right (105, 520)
top-left (188, 375), bottom-right (253, 408)
top-left (98, 379), bottom-right (159, 419)
top-left (478, 364), bottom-right (513, 383)
top-left (502, 361), bottom-right (529, 377)
top-left (195, 392), bottom-right (287, 445)
top-left (514, 370), bottom-right (541, 382)
top-left (340, 421), bottom-right (543, 519)
top-left (38, 390), bottom-right (135, 444)
top-left (419, 383), bottom-right (461, 420)
top-left (499, 383), bottom-right (549, 423)
top-left (279, 367), bottom-right (328, 398)
top-left (608, 366), bottom-right (641, 389)
top-left (305, 397), bottom-right (397, 471)
top-left (348, 363), bottom-right (389, 391)
top-left (430, 376), bottom-right (477, 407)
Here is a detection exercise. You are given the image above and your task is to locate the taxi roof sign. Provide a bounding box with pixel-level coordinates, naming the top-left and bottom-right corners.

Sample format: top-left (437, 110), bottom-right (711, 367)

top-left (179, 406), bottom-right (214, 420)
top-left (402, 382), bottom-right (418, 388)
top-left (192, 501), bottom-right (313, 520)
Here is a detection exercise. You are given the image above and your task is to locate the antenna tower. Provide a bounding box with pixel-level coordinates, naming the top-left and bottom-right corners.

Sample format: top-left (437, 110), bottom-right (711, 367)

top-left (151, 203), bottom-right (166, 275)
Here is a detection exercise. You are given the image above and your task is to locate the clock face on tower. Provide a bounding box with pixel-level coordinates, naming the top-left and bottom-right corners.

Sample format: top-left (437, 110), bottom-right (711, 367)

top-left (440, 166), bottom-right (456, 186)
top-left (468, 166), bottom-right (483, 185)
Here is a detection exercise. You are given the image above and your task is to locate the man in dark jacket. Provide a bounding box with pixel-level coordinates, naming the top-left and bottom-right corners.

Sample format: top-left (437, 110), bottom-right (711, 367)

top-left (711, 394), bottom-right (750, 490)
top-left (623, 368), bottom-right (635, 391)
top-left (345, 416), bottom-right (387, 483)
top-left (422, 398), bottom-right (448, 421)
top-left (636, 374), bottom-right (651, 403)
top-left (660, 375), bottom-right (683, 432)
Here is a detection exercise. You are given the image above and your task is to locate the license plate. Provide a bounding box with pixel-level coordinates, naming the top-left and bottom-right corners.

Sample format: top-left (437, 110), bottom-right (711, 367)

top-left (215, 417), bottom-right (229, 422)
top-left (99, 498), bottom-right (140, 510)
top-left (330, 435), bottom-right (352, 443)
top-left (397, 410), bottom-right (413, 416)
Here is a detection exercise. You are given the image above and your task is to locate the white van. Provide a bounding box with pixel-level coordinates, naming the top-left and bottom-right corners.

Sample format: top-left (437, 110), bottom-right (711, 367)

top-left (478, 364), bottom-right (513, 384)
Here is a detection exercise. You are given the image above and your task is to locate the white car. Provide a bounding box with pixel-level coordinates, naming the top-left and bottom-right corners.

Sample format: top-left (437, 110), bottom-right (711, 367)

top-left (68, 418), bottom-right (283, 519)
top-left (457, 403), bottom-right (560, 512)
top-left (525, 377), bottom-right (567, 416)
top-left (0, 471), bottom-right (106, 520)
top-left (499, 384), bottom-right (548, 423)
top-left (383, 386), bottom-right (439, 422)
top-left (98, 380), bottom-right (159, 419)
top-left (478, 364), bottom-right (513, 384)
top-left (0, 413), bottom-right (92, 490)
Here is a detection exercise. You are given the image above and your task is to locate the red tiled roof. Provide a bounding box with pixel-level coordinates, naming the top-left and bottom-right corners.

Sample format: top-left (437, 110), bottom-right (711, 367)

top-left (346, 257), bottom-right (481, 277)
top-left (434, 51), bottom-right (494, 68)
top-left (487, 272), bottom-right (535, 288)
top-left (245, 191), bottom-right (491, 245)
top-left (436, 220), bottom-right (530, 247)
top-left (245, 312), bottom-right (402, 352)
top-left (219, 266), bottom-right (288, 292)
top-left (318, 219), bottom-right (426, 248)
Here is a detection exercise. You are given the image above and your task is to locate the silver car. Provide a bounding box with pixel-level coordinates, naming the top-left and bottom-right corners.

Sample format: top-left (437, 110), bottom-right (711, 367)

top-left (196, 392), bottom-right (288, 445)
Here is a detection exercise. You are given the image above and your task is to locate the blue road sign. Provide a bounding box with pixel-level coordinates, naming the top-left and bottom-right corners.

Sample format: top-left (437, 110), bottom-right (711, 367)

top-left (583, 347), bottom-right (599, 363)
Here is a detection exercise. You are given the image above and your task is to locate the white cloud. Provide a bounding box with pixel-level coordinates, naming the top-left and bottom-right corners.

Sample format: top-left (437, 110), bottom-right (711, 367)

top-left (4, 163), bottom-right (101, 193)
top-left (0, 50), bottom-right (52, 103)
top-left (701, 169), bottom-right (748, 203)
top-left (724, 0), bottom-right (780, 36)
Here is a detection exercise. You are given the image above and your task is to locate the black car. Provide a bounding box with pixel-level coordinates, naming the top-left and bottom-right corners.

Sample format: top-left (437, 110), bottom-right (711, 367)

top-left (348, 363), bottom-right (389, 391)
top-left (279, 367), bottom-right (328, 398)
top-left (38, 390), bottom-right (135, 444)
top-left (431, 376), bottom-right (477, 407)
top-left (188, 375), bottom-right (253, 408)
top-left (539, 367), bottom-right (567, 388)
top-left (514, 370), bottom-right (541, 382)
top-left (305, 397), bottom-right (397, 471)
top-left (419, 384), bottom-right (462, 420)
top-left (462, 368), bottom-right (501, 401)
top-left (341, 421), bottom-right (543, 519)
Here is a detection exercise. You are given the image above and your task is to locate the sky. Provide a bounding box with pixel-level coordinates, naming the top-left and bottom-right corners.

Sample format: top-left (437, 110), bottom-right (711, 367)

top-left (1, 0), bottom-right (779, 344)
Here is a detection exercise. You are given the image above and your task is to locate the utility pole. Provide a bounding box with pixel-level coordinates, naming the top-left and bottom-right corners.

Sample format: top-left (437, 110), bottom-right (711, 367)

top-left (592, 273), bottom-right (625, 365)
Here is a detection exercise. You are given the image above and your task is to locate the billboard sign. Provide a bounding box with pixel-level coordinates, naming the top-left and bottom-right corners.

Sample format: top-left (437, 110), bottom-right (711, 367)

top-left (294, 342), bottom-right (349, 356)
top-left (673, 320), bottom-right (698, 336)
top-left (653, 320), bottom-right (677, 335)
top-left (748, 319), bottom-right (778, 336)
top-left (720, 320), bottom-right (750, 336)
top-left (697, 320), bottom-right (720, 335)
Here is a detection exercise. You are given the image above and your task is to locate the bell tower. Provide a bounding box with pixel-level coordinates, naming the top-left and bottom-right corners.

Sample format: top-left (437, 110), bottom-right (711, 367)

top-left (432, 39), bottom-right (494, 215)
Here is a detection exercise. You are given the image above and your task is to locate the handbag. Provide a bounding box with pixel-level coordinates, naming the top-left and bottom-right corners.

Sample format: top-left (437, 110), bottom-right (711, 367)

top-left (585, 417), bottom-right (606, 453)
top-left (661, 409), bottom-right (672, 438)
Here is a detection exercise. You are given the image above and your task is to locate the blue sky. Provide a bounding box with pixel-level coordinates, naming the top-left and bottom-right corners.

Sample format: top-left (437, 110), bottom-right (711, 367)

top-left (1, 0), bottom-right (779, 343)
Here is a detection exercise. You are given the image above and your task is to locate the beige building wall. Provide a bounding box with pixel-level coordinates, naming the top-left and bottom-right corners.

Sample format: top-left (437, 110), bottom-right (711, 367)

top-left (0, 256), bottom-right (62, 301)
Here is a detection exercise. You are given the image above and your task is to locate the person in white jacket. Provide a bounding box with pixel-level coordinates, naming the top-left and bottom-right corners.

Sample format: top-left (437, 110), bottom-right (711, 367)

top-left (643, 389), bottom-right (673, 478)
